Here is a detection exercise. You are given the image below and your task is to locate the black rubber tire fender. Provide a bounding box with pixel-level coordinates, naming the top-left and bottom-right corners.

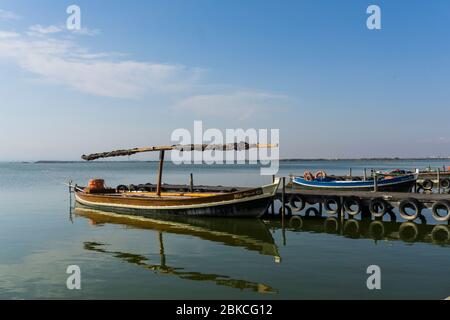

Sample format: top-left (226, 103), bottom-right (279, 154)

top-left (324, 197), bottom-right (341, 215)
top-left (431, 200), bottom-right (450, 222)
top-left (289, 195), bottom-right (306, 212)
top-left (343, 196), bottom-right (362, 216)
top-left (422, 179), bottom-right (434, 190)
top-left (399, 198), bottom-right (422, 221)
top-left (440, 178), bottom-right (450, 189)
top-left (137, 184), bottom-right (147, 192)
top-left (116, 185), bottom-right (129, 192)
top-left (369, 198), bottom-right (389, 218)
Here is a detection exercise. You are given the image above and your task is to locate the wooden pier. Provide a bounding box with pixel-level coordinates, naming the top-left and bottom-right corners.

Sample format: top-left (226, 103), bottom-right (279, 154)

top-left (269, 176), bottom-right (450, 224)
top-left (115, 173), bottom-right (450, 223)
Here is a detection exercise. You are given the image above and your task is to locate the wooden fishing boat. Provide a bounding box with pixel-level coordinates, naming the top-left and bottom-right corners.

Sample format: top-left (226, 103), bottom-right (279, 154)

top-left (73, 142), bottom-right (279, 218)
top-left (292, 171), bottom-right (417, 192)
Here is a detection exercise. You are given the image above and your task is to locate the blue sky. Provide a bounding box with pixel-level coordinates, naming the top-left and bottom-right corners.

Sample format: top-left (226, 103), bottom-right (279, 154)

top-left (0, 0), bottom-right (449, 160)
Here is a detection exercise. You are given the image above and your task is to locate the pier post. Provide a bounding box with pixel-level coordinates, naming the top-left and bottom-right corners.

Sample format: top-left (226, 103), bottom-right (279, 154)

top-left (189, 173), bottom-right (194, 192)
top-left (364, 168), bottom-right (367, 181)
top-left (437, 168), bottom-right (441, 194)
top-left (281, 177), bottom-right (286, 225)
top-left (271, 175), bottom-right (275, 215)
top-left (349, 168), bottom-right (352, 179)
top-left (373, 172), bottom-right (378, 192)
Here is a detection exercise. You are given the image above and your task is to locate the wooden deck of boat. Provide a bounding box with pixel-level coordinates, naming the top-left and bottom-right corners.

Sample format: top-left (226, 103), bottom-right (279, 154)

top-left (116, 192), bottom-right (224, 199)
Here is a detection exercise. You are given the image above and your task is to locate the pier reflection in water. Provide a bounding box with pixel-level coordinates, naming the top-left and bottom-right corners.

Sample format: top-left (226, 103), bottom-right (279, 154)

top-left (264, 215), bottom-right (450, 246)
top-left (75, 207), bottom-right (281, 294)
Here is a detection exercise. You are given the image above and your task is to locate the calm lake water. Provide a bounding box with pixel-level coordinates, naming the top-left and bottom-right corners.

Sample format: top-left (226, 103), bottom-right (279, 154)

top-left (0, 160), bottom-right (449, 299)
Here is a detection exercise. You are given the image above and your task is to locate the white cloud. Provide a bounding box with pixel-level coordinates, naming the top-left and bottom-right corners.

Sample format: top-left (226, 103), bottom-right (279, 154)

top-left (0, 28), bottom-right (202, 98)
top-left (71, 27), bottom-right (100, 36)
top-left (0, 13), bottom-right (291, 108)
top-left (0, 9), bottom-right (21, 21)
top-left (0, 31), bottom-right (20, 38)
top-left (28, 24), bottom-right (64, 35)
top-left (174, 91), bottom-right (291, 120)
top-left (28, 24), bottom-right (99, 37)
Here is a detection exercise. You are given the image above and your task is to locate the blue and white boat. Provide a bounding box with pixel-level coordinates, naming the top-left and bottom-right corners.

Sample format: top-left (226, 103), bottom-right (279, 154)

top-left (292, 172), bottom-right (417, 192)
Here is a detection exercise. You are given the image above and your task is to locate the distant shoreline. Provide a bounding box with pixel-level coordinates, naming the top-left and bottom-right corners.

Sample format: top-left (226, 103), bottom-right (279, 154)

top-left (19, 157), bottom-right (450, 164)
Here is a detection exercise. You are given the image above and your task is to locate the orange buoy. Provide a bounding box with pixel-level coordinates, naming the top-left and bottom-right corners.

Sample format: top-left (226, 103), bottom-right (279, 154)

top-left (88, 179), bottom-right (105, 191)
top-left (304, 171), bottom-right (314, 181)
top-left (315, 170), bottom-right (327, 179)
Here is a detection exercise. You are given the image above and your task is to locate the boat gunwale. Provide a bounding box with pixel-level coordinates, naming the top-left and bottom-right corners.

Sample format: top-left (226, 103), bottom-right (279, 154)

top-left (74, 179), bottom-right (280, 210)
top-left (292, 174), bottom-right (417, 189)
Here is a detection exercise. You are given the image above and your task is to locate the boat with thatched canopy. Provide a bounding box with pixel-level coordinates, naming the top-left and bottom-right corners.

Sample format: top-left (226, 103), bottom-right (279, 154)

top-left (72, 142), bottom-right (279, 218)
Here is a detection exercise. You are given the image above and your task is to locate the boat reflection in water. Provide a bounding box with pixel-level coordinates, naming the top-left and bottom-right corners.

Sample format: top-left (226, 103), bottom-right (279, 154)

top-left (74, 205), bottom-right (281, 294)
top-left (266, 215), bottom-right (450, 246)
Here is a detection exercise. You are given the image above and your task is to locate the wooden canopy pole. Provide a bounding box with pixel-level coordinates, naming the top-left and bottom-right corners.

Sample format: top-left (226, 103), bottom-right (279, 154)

top-left (81, 143), bottom-right (278, 161)
top-left (156, 150), bottom-right (165, 196)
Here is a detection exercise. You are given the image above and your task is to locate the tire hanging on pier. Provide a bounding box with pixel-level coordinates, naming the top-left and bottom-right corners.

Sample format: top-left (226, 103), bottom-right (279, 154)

top-left (369, 198), bottom-right (389, 218)
top-left (399, 198), bottom-right (422, 221)
top-left (343, 197), bottom-right (362, 216)
top-left (422, 179), bottom-right (434, 190)
top-left (324, 197), bottom-right (341, 215)
top-left (289, 195), bottom-right (306, 212)
top-left (415, 186), bottom-right (424, 194)
top-left (440, 178), bottom-right (450, 190)
top-left (116, 185), bottom-right (129, 192)
top-left (431, 200), bottom-right (450, 222)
